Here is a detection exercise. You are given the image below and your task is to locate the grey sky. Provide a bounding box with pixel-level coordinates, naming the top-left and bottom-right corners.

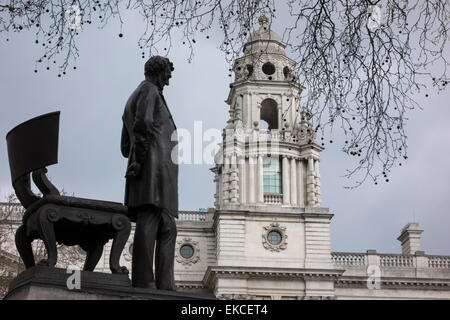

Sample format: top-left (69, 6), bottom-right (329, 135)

top-left (1, 6), bottom-right (449, 256)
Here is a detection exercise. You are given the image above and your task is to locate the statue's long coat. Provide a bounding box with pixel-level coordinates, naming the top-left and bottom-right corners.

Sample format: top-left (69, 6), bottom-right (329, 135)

top-left (121, 80), bottom-right (178, 219)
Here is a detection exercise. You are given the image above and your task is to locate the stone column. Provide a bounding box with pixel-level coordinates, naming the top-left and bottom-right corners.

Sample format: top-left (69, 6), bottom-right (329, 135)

top-left (213, 170), bottom-right (219, 208)
top-left (278, 106), bottom-right (282, 132)
top-left (252, 94), bottom-right (259, 129)
top-left (229, 154), bottom-right (239, 203)
top-left (290, 157), bottom-right (297, 206)
top-left (218, 169), bottom-right (223, 206)
top-left (248, 156), bottom-right (255, 204)
top-left (223, 156), bottom-right (230, 203)
top-left (247, 93), bottom-right (253, 129)
top-left (293, 97), bottom-right (298, 123)
top-left (290, 97), bottom-right (295, 126)
top-left (297, 159), bottom-right (304, 207)
top-left (239, 157), bottom-right (246, 204)
top-left (240, 94), bottom-right (247, 127)
top-left (282, 156), bottom-right (290, 205)
top-left (315, 160), bottom-right (321, 206)
top-left (306, 157), bottom-right (316, 206)
top-left (257, 155), bottom-right (264, 204)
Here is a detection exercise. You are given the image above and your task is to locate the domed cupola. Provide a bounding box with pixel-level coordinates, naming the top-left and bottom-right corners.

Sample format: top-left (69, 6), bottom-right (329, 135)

top-left (233, 14), bottom-right (297, 83)
top-left (244, 14), bottom-right (284, 54)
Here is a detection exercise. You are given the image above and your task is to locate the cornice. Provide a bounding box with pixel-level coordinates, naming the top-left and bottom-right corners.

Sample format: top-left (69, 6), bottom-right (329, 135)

top-left (203, 266), bottom-right (344, 289)
top-left (335, 276), bottom-right (450, 290)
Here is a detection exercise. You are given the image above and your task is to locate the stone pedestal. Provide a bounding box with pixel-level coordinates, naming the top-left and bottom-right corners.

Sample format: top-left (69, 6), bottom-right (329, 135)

top-left (4, 266), bottom-right (215, 300)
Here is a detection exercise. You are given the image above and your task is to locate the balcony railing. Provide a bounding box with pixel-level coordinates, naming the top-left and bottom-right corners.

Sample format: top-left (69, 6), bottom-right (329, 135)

top-left (332, 252), bottom-right (450, 270)
top-left (1, 203), bottom-right (212, 223)
top-left (178, 211), bottom-right (209, 222)
top-left (264, 194), bottom-right (283, 204)
top-left (332, 252), bottom-right (366, 266)
top-left (0, 202), bottom-right (24, 222)
top-left (258, 130), bottom-right (281, 142)
top-left (380, 254), bottom-right (415, 268)
top-left (428, 255), bottom-right (450, 269)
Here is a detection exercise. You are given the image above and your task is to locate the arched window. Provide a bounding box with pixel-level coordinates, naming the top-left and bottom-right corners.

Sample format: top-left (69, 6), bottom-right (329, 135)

top-left (260, 99), bottom-right (278, 130)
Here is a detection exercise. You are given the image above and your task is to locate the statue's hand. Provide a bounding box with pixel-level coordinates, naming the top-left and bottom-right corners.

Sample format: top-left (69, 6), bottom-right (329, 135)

top-left (125, 162), bottom-right (141, 178)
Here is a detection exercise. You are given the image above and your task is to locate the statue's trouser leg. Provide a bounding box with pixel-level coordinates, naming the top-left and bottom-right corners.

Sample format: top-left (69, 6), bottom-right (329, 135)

top-left (155, 211), bottom-right (177, 290)
top-left (131, 205), bottom-right (161, 288)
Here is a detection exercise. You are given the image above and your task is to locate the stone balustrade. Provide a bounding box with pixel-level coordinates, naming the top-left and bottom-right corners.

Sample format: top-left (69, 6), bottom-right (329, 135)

top-left (332, 251), bottom-right (450, 270)
top-left (331, 252), bottom-right (366, 266)
top-left (380, 254), bottom-right (415, 268)
top-left (253, 130), bottom-right (286, 143)
top-left (178, 211), bottom-right (209, 222)
top-left (428, 255), bottom-right (450, 269)
top-left (0, 203), bottom-right (24, 213)
top-left (0, 202), bottom-right (24, 223)
top-left (0, 203), bottom-right (213, 223)
top-left (264, 194), bottom-right (283, 204)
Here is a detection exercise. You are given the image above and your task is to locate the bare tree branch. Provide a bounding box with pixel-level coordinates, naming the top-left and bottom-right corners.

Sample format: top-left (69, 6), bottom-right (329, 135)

top-left (1, 0), bottom-right (448, 185)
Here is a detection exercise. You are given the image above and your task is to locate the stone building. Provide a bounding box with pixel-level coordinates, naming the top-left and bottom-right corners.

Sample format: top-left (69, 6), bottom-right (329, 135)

top-left (1, 15), bottom-right (449, 300)
top-left (92, 15), bottom-right (450, 299)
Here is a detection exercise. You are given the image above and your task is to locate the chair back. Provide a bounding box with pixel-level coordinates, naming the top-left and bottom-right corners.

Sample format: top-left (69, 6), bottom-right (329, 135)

top-left (6, 111), bottom-right (60, 207)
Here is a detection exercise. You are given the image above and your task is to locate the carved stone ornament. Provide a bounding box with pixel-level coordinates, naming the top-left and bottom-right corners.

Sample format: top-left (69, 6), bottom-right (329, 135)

top-left (262, 222), bottom-right (288, 252)
top-left (295, 110), bottom-right (316, 145)
top-left (175, 237), bottom-right (200, 266)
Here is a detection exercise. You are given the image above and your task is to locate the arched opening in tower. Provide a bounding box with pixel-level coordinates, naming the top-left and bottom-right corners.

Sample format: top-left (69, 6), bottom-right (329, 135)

top-left (260, 98), bottom-right (278, 130)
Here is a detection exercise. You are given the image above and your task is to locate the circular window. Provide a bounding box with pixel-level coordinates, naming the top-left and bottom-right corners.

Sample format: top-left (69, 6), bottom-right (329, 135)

top-left (262, 62), bottom-right (276, 75)
top-left (180, 244), bottom-right (194, 259)
top-left (267, 231), bottom-right (282, 245)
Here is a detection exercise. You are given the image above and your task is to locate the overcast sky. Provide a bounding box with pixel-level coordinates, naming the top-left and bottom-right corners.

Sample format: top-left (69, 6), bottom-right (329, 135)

top-left (1, 5), bottom-right (449, 255)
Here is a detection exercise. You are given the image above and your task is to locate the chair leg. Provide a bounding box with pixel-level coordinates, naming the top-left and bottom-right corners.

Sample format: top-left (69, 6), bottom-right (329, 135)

top-left (36, 209), bottom-right (58, 267)
top-left (83, 244), bottom-right (103, 272)
top-left (110, 215), bottom-right (131, 274)
top-left (15, 225), bottom-right (35, 269)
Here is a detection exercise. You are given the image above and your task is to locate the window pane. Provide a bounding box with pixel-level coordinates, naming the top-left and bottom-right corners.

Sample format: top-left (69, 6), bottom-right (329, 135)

top-left (263, 157), bottom-right (281, 194)
top-left (268, 231), bottom-right (282, 245)
top-left (180, 245), bottom-right (194, 259)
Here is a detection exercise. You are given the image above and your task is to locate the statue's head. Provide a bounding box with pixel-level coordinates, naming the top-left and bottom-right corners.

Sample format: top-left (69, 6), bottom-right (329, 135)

top-left (144, 56), bottom-right (174, 89)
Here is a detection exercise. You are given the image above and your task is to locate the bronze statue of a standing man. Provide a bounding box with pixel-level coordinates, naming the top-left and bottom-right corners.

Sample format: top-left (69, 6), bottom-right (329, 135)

top-left (121, 56), bottom-right (178, 290)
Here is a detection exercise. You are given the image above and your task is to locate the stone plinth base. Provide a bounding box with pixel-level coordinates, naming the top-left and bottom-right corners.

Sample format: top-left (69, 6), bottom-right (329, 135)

top-left (4, 266), bottom-right (215, 300)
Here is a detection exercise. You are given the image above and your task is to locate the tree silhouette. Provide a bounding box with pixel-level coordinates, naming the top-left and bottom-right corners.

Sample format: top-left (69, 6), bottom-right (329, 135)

top-left (1, 0), bottom-right (448, 186)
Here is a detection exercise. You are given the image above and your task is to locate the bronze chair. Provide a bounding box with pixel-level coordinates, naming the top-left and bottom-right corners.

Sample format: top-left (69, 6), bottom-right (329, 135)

top-left (6, 111), bottom-right (130, 274)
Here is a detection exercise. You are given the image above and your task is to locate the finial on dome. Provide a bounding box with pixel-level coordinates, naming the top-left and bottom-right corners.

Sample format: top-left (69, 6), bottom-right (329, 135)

top-left (258, 13), bottom-right (269, 28)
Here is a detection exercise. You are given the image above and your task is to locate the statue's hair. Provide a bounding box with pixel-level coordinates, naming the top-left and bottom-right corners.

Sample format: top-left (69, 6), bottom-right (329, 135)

top-left (144, 56), bottom-right (174, 77)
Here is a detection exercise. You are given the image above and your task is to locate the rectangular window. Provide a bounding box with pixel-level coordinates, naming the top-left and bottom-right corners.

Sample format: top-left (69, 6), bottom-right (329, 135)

top-left (263, 157), bottom-right (281, 194)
